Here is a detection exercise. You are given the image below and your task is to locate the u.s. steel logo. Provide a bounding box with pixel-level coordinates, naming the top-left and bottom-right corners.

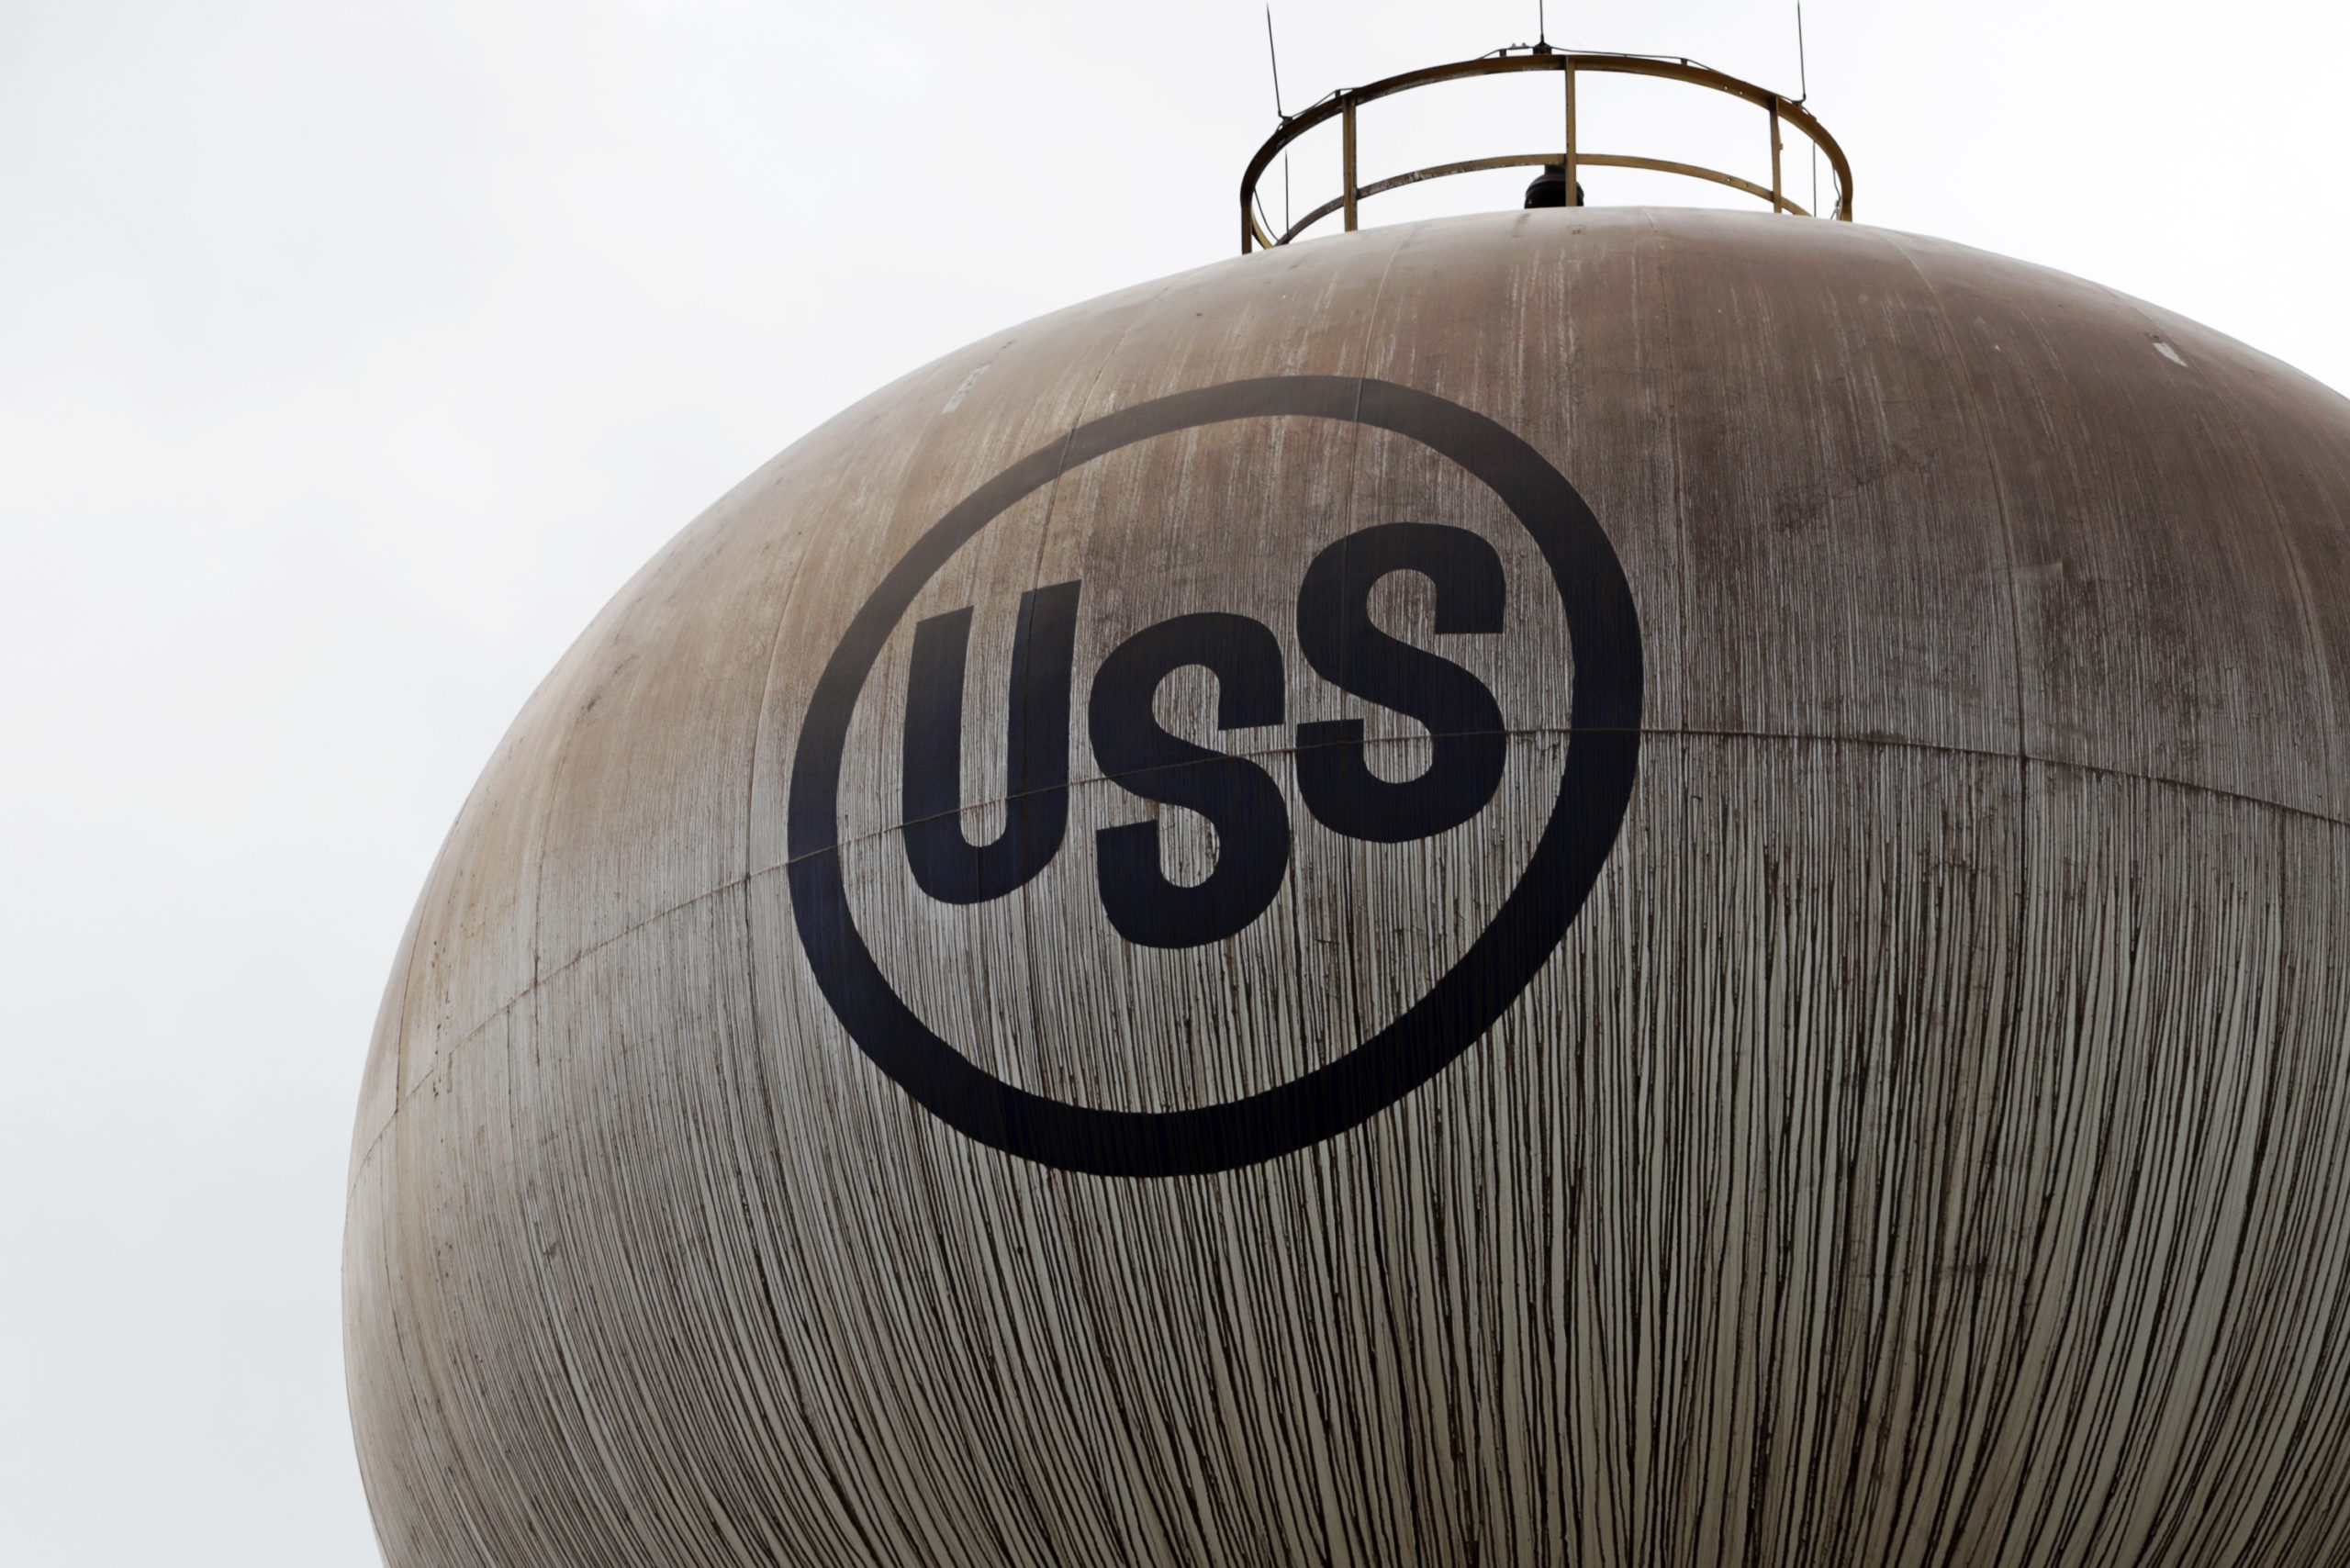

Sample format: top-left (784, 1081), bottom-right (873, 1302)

top-left (789, 377), bottom-right (1641, 1176)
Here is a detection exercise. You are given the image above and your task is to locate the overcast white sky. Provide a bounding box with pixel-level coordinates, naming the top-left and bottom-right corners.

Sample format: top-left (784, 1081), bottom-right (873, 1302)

top-left (2, 2), bottom-right (2344, 1562)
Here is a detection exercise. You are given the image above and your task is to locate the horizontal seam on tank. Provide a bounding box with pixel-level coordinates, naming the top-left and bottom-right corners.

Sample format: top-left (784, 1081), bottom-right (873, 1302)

top-left (581, 726), bottom-right (2350, 975)
top-left (362, 725), bottom-right (2346, 1154)
top-left (820, 726), bottom-right (2350, 863)
top-left (543, 726), bottom-right (2349, 948)
top-left (1646, 728), bottom-right (2350, 829)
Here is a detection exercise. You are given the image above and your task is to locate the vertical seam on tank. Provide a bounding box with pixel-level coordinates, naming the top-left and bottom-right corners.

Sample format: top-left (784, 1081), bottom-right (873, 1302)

top-left (401, 1051), bottom-right (509, 1561)
top-left (1353, 236), bottom-right (1400, 1523)
top-left (518, 665), bottom-right (660, 1562)
top-left (1639, 207), bottom-right (1692, 741)
top-left (2086, 286), bottom-right (2322, 1560)
top-left (1877, 235), bottom-right (2030, 779)
top-left (2102, 290), bottom-right (2330, 1568)
top-left (2142, 806), bottom-right (2288, 1561)
top-left (1633, 219), bottom-right (1706, 1568)
top-left (506, 408), bottom-right (907, 1564)
top-left (506, 600), bottom-right (654, 1555)
top-left (366, 906), bottom-right (506, 1568)
top-left (1641, 214), bottom-right (1732, 1566)
top-left (396, 717), bottom-right (574, 1562)
top-left (2114, 291), bottom-right (2340, 822)
top-left (729, 443), bottom-right (878, 1564)
top-left (1362, 217), bottom-right (1447, 1568)
top-left (1337, 217), bottom-right (1407, 1175)
top-left (1004, 282), bottom-right (1177, 1140)
top-left (1007, 284), bottom-right (1188, 1543)
top-left (1875, 227), bottom-right (2039, 1557)
top-left (1333, 221), bottom-right (1417, 1568)
top-left (377, 710), bottom-right (575, 1549)
top-left (740, 401), bottom-right (898, 890)
top-left (727, 389), bottom-right (981, 1566)
top-left (476, 660), bottom-right (662, 1551)
top-left (1347, 238), bottom-right (1395, 1566)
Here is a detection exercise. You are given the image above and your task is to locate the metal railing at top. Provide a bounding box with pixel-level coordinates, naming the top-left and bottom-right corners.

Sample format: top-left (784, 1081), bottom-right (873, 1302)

top-left (1241, 46), bottom-right (1854, 253)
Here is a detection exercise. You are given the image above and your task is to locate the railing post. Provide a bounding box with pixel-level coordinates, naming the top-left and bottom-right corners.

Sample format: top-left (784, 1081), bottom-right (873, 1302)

top-left (1563, 59), bottom-right (1579, 206)
top-left (1342, 95), bottom-right (1359, 231)
top-left (1769, 96), bottom-right (1785, 213)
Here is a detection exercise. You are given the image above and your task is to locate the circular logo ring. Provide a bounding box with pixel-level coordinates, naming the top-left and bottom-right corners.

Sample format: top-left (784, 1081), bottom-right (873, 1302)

top-left (787, 376), bottom-right (1642, 1177)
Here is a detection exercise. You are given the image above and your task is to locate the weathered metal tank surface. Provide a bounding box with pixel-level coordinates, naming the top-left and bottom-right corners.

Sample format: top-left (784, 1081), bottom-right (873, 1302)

top-left (345, 207), bottom-right (2350, 1566)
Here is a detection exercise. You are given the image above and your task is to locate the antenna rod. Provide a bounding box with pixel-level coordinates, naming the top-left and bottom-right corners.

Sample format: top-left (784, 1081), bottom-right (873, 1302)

top-left (1796, 1), bottom-right (1808, 100)
top-left (1797, 2), bottom-right (1817, 209)
top-left (1538, 0), bottom-right (1548, 46)
top-left (1265, 6), bottom-right (1285, 118)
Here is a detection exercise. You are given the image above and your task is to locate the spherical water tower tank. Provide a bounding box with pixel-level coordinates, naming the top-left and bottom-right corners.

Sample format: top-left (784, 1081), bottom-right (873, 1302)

top-left (345, 49), bottom-right (2350, 1567)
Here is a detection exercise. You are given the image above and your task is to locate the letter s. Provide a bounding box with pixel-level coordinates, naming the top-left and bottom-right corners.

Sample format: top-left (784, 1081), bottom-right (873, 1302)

top-left (1294, 522), bottom-right (1507, 843)
top-left (1088, 612), bottom-right (1290, 949)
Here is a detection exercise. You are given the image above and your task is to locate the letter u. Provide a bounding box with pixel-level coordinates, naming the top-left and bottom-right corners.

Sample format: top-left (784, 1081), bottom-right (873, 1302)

top-left (900, 581), bottom-right (1081, 903)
